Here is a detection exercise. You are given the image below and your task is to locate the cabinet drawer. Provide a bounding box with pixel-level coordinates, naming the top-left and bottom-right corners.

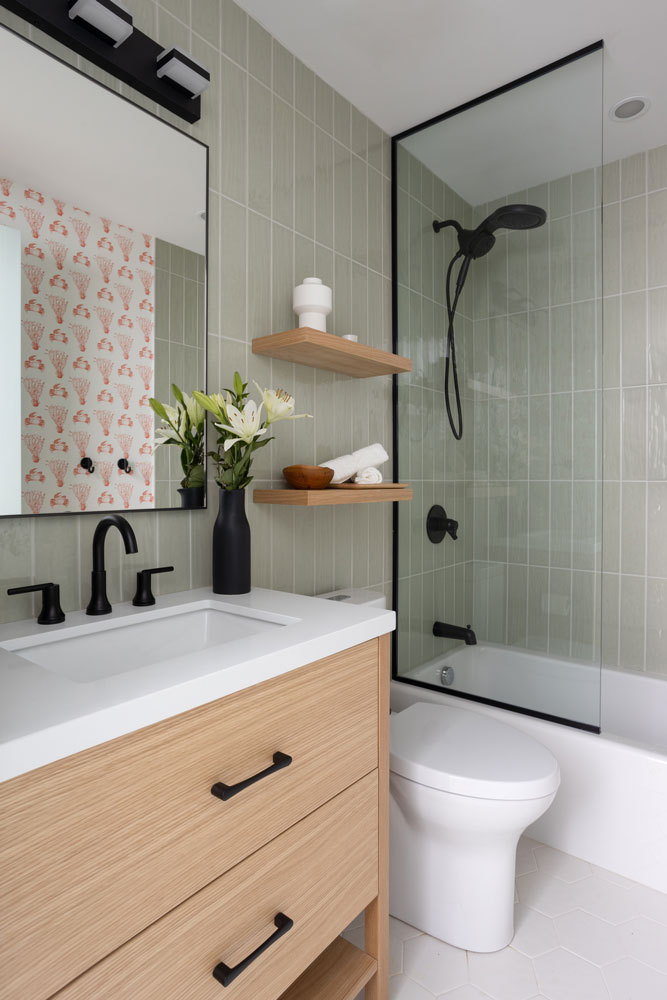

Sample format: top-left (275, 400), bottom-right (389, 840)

top-left (0, 640), bottom-right (379, 1000)
top-left (53, 772), bottom-right (379, 1000)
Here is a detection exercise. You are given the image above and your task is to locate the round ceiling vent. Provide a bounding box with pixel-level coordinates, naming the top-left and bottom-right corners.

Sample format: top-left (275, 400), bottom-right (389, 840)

top-left (609, 97), bottom-right (650, 121)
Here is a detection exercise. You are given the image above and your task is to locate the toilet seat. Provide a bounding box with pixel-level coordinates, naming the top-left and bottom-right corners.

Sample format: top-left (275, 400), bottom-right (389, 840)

top-left (390, 702), bottom-right (560, 801)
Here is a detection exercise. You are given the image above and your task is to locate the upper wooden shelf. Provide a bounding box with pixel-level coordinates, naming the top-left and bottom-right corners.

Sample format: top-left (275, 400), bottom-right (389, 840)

top-left (252, 328), bottom-right (412, 378)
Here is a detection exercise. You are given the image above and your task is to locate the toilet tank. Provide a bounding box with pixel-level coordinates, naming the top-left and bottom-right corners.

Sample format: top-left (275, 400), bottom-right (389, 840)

top-left (314, 588), bottom-right (387, 609)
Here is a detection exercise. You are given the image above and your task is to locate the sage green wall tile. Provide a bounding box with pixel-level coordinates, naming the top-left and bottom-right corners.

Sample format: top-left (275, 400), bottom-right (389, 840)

top-left (220, 197), bottom-right (246, 339)
top-left (351, 156), bottom-right (368, 267)
top-left (648, 385), bottom-right (667, 479)
top-left (619, 574), bottom-right (645, 669)
top-left (295, 113), bottom-right (314, 238)
top-left (221, 0), bottom-right (247, 67)
top-left (571, 570), bottom-right (596, 661)
top-left (248, 78), bottom-right (272, 216)
top-left (294, 59), bottom-right (314, 120)
top-left (573, 168), bottom-right (595, 212)
top-left (333, 142), bottom-right (351, 256)
top-left (220, 56), bottom-right (247, 203)
top-left (272, 96), bottom-right (294, 228)
top-left (247, 211), bottom-right (271, 340)
top-left (550, 481), bottom-right (572, 569)
top-left (527, 566), bottom-right (549, 651)
top-left (621, 196), bottom-right (646, 292)
top-left (529, 482), bottom-right (549, 566)
top-left (621, 482), bottom-right (646, 576)
top-left (646, 578), bottom-right (667, 673)
top-left (272, 39), bottom-right (293, 104)
top-left (315, 128), bottom-right (334, 248)
top-left (621, 152), bottom-right (646, 200)
top-left (192, 0), bottom-right (221, 45)
top-left (248, 17), bottom-right (271, 85)
top-left (648, 144), bottom-right (667, 191)
top-left (621, 386), bottom-right (646, 480)
top-left (573, 300), bottom-right (598, 391)
top-left (548, 568), bottom-right (572, 656)
top-left (572, 208), bottom-right (597, 302)
top-left (647, 189), bottom-right (667, 288)
top-left (648, 288), bottom-right (667, 383)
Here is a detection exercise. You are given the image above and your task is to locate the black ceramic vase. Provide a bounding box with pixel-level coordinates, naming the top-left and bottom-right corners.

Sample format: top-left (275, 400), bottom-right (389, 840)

top-left (178, 486), bottom-right (205, 509)
top-left (212, 488), bottom-right (251, 594)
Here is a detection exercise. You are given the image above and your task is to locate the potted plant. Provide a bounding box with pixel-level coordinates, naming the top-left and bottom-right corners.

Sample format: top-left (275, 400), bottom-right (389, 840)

top-left (149, 384), bottom-right (206, 508)
top-left (194, 373), bottom-right (310, 594)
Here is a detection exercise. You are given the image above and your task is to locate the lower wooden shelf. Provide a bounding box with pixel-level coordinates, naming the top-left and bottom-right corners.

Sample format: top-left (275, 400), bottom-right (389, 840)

top-left (253, 485), bottom-right (412, 506)
top-left (279, 937), bottom-right (377, 1000)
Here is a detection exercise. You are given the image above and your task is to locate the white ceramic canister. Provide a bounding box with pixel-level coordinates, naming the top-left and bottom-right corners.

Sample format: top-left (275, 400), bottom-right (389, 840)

top-left (293, 277), bottom-right (333, 332)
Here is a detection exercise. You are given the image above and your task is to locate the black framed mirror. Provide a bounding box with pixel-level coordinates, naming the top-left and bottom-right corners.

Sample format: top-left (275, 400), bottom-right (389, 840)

top-left (0, 24), bottom-right (208, 517)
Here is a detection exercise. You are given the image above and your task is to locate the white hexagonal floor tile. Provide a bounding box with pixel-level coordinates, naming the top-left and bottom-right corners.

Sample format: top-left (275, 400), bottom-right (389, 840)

top-left (628, 883), bottom-right (667, 926)
top-left (533, 948), bottom-right (609, 1000)
top-left (390, 973), bottom-right (436, 999)
top-left (573, 874), bottom-right (640, 925)
top-left (533, 845), bottom-right (592, 883)
top-left (391, 916), bottom-right (424, 941)
top-left (512, 903), bottom-right (558, 957)
top-left (604, 957), bottom-right (667, 1000)
top-left (403, 934), bottom-right (468, 996)
top-left (516, 837), bottom-right (538, 877)
top-left (620, 915), bottom-right (667, 973)
top-left (468, 947), bottom-right (538, 1000)
top-left (553, 908), bottom-right (627, 966)
top-left (516, 870), bottom-right (581, 918)
top-left (437, 986), bottom-right (493, 1000)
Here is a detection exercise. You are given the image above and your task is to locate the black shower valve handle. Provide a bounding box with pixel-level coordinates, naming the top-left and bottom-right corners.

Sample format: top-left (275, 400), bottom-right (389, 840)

top-left (7, 582), bottom-right (66, 625)
top-left (132, 566), bottom-right (174, 607)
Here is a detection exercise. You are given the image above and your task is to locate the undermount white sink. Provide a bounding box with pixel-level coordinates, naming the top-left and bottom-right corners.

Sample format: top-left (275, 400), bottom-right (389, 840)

top-left (1, 602), bottom-right (291, 683)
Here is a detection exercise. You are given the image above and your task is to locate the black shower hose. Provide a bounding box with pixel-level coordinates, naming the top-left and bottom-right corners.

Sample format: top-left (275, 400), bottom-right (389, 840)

top-left (444, 250), bottom-right (467, 440)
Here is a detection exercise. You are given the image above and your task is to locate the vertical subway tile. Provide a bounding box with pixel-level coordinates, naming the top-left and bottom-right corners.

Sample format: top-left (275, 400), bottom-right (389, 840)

top-left (619, 574), bottom-right (645, 670)
top-left (248, 77), bottom-right (272, 216)
top-left (315, 128), bottom-right (334, 248)
top-left (621, 196), bottom-right (646, 292)
top-left (294, 59), bottom-right (314, 120)
top-left (621, 386), bottom-right (646, 480)
top-left (648, 385), bottom-right (667, 480)
top-left (248, 16), bottom-right (271, 85)
top-left (221, 0), bottom-right (247, 67)
top-left (295, 113), bottom-right (315, 239)
top-left (648, 144), bottom-right (667, 192)
top-left (648, 189), bottom-right (667, 288)
top-left (646, 578), bottom-right (667, 673)
top-left (220, 55), bottom-right (247, 203)
top-left (620, 152), bottom-right (646, 200)
top-left (621, 291), bottom-right (647, 386)
top-left (272, 39), bottom-right (293, 104)
top-left (272, 96), bottom-right (294, 228)
top-left (648, 287), bottom-right (667, 383)
top-left (333, 142), bottom-right (351, 257)
top-left (220, 198), bottom-right (246, 339)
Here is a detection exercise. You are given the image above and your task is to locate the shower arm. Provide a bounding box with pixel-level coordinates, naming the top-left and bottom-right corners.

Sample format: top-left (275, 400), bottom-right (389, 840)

top-left (432, 218), bottom-right (463, 236)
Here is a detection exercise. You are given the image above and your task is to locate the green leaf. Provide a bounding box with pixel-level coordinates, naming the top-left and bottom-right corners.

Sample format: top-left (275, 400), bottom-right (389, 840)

top-left (187, 464), bottom-right (205, 488)
top-left (171, 383), bottom-right (184, 405)
top-left (233, 371), bottom-right (244, 396)
top-left (149, 398), bottom-right (168, 421)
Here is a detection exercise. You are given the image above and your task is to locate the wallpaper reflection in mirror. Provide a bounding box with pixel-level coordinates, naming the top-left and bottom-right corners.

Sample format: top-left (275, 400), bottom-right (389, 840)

top-left (0, 26), bottom-right (207, 517)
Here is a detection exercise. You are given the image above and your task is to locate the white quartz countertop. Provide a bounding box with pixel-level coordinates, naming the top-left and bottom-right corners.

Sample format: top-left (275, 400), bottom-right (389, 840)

top-left (0, 588), bottom-right (395, 782)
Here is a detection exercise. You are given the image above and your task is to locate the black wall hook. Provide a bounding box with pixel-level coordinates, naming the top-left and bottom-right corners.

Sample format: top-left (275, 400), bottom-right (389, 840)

top-left (117, 458), bottom-right (132, 475)
top-left (80, 457), bottom-right (95, 474)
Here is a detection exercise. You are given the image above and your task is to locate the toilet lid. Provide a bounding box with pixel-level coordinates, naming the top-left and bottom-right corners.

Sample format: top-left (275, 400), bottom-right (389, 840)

top-left (390, 702), bottom-right (560, 801)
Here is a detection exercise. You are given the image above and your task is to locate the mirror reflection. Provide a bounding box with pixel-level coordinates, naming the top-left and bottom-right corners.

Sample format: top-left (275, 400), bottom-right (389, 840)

top-left (0, 26), bottom-right (207, 516)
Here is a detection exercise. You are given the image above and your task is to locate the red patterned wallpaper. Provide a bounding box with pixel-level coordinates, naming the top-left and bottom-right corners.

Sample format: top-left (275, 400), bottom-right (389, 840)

top-left (0, 177), bottom-right (155, 514)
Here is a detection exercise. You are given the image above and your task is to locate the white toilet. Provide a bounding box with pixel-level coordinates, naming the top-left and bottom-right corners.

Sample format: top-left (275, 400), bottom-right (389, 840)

top-left (390, 701), bottom-right (560, 953)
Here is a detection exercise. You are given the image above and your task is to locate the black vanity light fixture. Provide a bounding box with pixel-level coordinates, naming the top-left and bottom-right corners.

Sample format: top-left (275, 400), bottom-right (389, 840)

top-left (68, 0), bottom-right (133, 47)
top-left (156, 46), bottom-right (210, 99)
top-left (1, 0), bottom-right (209, 123)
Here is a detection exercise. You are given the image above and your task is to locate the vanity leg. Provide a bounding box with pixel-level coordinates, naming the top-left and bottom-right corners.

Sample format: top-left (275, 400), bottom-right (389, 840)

top-left (365, 633), bottom-right (390, 1000)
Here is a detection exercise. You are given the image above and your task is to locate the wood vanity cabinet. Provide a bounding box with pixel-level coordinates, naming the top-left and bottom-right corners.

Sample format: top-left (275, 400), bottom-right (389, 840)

top-left (0, 635), bottom-right (389, 1000)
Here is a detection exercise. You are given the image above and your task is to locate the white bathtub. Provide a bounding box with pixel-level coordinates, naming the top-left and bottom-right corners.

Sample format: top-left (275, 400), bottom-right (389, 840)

top-left (392, 645), bottom-right (667, 893)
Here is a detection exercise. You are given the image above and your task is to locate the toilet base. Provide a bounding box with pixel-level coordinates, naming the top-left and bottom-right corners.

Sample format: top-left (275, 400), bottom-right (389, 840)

top-left (390, 773), bottom-right (556, 952)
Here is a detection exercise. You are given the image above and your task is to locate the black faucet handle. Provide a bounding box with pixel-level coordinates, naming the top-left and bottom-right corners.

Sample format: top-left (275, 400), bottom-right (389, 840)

top-left (132, 566), bottom-right (174, 607)
top-left (7, 582), bottom-right (65, 625)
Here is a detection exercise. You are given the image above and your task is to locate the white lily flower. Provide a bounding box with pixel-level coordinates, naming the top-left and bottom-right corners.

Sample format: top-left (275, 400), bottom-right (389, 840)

top-left (155, 425), bottom-right (181, 443)
top-left (185, 393), bottom-right (204, 428)
top-left (216, 399), bottom-right (267, 450)
top-left (162, 403), bottom-right (180, 426)
top-left (253, 382), bottom-right (312, 425)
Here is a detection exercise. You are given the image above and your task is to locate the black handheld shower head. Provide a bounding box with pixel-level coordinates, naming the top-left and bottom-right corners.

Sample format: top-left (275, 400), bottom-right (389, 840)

top-left (432, 203), bottom-right (547, 441)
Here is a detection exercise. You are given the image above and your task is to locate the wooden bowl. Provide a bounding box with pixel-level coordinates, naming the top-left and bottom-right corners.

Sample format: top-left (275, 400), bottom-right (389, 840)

top-left (282, 464), bottom-right (334, 490)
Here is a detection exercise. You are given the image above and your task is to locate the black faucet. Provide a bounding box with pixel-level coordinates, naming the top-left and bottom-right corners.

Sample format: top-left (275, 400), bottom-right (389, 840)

top-left (86, 514), bottom-right (138, 616)
top-left (433, 621), bottom-right (477, 645)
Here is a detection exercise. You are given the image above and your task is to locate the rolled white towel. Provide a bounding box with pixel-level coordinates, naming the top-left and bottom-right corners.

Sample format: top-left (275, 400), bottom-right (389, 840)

top-left (351, 443), bottom-right (389, 470)
top-left (354, 466), bottom-right (383, 484)
top-left (319, 453), bottom-right (357, 484)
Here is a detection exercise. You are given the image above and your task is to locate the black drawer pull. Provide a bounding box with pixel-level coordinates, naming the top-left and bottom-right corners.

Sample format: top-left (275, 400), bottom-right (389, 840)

top-left (212, 912), bottom-right (293, 987)
top-left (211, 752), bottom-right (292, 802)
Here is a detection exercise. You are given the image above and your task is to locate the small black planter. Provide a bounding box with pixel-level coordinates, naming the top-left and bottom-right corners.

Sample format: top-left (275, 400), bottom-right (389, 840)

top-left (212, 488), bottom-right (251, 594)
top-left (178, 485), bottom-right (205, 509)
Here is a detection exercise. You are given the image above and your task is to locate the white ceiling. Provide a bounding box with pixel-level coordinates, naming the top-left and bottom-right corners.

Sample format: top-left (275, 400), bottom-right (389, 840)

top-left (236, 0), bottom-right (667, 166)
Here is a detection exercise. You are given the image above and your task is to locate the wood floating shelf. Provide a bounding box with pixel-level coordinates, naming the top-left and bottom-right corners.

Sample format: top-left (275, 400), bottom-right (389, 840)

top-left (252, 328), bottom-right (412, 378)
top-left (254, 485), bottom-right (412, 506)
top-left (278, 937), bottom-right (377, 1000)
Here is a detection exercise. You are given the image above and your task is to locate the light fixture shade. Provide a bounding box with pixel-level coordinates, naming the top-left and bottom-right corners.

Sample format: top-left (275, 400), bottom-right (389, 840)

top-left (68, 0), bottom-right (133, 48)
top-left (156, 46), bottom-right (211, 99)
